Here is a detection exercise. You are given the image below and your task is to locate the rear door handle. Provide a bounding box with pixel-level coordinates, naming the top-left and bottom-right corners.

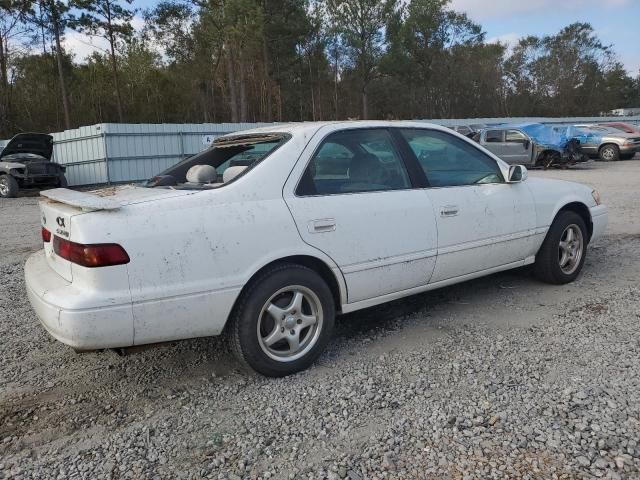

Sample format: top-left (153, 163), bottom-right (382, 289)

top-left (309, 218), bottom-right (336, 233)
top-left (441, 206), bottom-right (459, 217)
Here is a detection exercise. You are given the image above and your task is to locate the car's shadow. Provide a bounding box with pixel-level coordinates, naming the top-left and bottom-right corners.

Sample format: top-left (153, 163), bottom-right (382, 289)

top-left (102, 267), bottom-right (534, 383)
top-left (333, 266), bottom-right (533, 341)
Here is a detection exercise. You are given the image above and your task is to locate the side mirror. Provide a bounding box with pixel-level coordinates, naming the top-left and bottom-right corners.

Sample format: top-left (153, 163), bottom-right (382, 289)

top-left (523, 139), bottom-right (531, 149)
top-left (508, 165), bottom-right (528, 183)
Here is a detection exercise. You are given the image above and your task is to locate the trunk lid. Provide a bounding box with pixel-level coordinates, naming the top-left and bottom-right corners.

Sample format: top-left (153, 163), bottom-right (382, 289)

top-left (40, 185), bottom-right (193, 211)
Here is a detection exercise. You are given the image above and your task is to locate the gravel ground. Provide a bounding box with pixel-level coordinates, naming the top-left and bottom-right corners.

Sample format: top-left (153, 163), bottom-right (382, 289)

top-left (1, 160), bottom-right (639, 479)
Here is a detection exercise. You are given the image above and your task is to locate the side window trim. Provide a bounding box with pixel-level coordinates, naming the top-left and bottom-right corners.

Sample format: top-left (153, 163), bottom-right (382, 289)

top-left (389, 128), bottom-right (429, 188)
top-left (394, 127), bottom-right (505, 189)
top-left (295, 127), bottom-right (416, 197)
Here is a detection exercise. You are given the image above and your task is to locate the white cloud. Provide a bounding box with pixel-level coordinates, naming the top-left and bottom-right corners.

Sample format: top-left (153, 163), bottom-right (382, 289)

top-left (61, 15), bottom-right (145, 62)
top-left (449, 0), bottom-right (632, 21)
top-left (130, 15), bottom-right (145, 31)
top-left (622, 54), bottom-right (640, 76)
top-left (62, 30), bottom-right (110, 61)
top-left (486, 32), bottom-right (520, 52)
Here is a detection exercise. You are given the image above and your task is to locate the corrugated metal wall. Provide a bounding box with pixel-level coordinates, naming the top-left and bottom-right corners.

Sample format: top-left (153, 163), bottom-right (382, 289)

top-left (48, 122), bottom-right (277, 186)
top-left (2, 117), bottom-right (639, 186)
top-left (52, 125), bottom-right (107, 186)
top-left (100, 123), bottom-right (275, 184)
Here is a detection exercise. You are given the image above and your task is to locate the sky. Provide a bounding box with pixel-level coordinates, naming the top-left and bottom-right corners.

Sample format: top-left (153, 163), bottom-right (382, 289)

top-left (449, 0), bottom-right (640, 75)
top-left (63, 0), bottom-right (640, 77)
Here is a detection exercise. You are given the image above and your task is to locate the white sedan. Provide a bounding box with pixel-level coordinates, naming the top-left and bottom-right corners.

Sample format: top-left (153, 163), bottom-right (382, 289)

top-left (25, 121), bottom-right (608, 376)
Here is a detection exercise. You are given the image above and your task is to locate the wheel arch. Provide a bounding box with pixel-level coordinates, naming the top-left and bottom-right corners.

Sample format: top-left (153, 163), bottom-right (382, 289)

top-left (230, 254), bottom-right (346, 323)
top-left (598, 142), bottom-right (619, 153)
top-left (535, 149), bottom-right (561, 166)
top-left (555, 202), bottom-right (593, 241)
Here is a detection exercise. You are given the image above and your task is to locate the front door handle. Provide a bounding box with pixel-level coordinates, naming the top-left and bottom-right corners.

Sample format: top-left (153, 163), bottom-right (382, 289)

top-left (441, 206), bottom-right (459, 217)
top-left (309, 218), bottom-right (336, 233)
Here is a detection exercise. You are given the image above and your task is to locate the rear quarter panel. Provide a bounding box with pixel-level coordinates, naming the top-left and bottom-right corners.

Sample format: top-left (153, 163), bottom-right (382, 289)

top-left (70, 133), bottom-right (346, 345)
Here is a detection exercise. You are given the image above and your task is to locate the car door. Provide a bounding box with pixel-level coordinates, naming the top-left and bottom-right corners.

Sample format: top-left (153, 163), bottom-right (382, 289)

top-left (283, 127), bottom-right (438, 304)
top-left (481, 129), bottom-right (506, 158)
top-left (397, 128), bottom-right (537, 284)
top-left (502, 129), bottom-right (534, 165)
top-left (569, 127), bottom-right (600, 155)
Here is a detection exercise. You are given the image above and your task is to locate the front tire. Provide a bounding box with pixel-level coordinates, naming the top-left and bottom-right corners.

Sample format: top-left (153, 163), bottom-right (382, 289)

top-left (228, 264), bottom-right (335, 377)
top-left (533, 211), bottom-right (588, 284)
top-left (599, 144), bottom-right (619, 162)
top-left (0, 174), bottom-right (19, 198)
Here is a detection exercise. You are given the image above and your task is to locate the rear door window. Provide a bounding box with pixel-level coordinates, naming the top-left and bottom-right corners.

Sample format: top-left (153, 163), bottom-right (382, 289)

top-left (296, 129), bottom-right (411, 196)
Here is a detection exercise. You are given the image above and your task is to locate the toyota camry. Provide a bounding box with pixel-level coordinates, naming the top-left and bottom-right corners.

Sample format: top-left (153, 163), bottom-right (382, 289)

top-left (25, 121), bottom-right (608, 376)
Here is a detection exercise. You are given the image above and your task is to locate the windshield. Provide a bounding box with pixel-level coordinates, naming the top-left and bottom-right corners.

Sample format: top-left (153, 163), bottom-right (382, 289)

top-left (146, 133), bottom-right (289, 188)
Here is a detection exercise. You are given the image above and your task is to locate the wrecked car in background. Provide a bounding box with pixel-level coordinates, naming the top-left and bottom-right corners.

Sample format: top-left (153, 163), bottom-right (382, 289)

top-left (25, 121), bottom-right (607, 377)
top-left (476, 123), bottom-right (588, 168)
top-left (570, 125), bottom-right (640, 161)
top-left (0, 133), bottom-right (67, 198)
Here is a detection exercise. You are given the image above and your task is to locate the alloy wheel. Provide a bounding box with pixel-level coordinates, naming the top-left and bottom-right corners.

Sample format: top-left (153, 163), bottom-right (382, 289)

top-left (558, 224), bottom-right (584, 275)
top-left (601, 147), bottom-right (615, 161)
top-left (257, 285), bottom-right (323, 362)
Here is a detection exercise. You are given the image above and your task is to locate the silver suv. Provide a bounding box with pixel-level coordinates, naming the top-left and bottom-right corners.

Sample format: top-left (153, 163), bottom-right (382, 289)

top-left (569, 125), bottom-right (640, 161)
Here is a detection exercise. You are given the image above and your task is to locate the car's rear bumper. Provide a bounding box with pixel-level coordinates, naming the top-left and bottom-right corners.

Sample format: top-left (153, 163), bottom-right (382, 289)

top-left (25, 250), bottom-right (134, 349)
top-left (589, 204), bottom-right (608, 243)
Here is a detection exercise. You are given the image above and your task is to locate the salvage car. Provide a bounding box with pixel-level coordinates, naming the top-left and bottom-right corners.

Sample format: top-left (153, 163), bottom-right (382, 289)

top-left (569, 125), bottom-right (640, 161)
top-left (477, 123), bottom-right (587, 168)
top-left (0, 133), bottom-right (67, 198)
top-left (597, 122), bottom-right (640, 136)
top-left (25, 121), bottom-right (608, 377)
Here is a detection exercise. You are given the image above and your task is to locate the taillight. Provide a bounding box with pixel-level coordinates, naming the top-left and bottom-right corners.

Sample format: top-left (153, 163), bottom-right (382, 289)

top-left (41, 227), bottom-right (51, 243)
top-left (52, 236), bottom-right (130, 267)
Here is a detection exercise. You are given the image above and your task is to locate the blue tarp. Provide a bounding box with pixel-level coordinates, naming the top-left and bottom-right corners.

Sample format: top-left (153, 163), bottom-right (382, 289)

top-left (502, 122), bottom-right (569, 149)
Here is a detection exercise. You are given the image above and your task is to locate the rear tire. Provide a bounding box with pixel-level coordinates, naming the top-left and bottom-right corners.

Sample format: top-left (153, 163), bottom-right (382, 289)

top-left (228, 264), bottom-right (335, 377)
top-left (58, 175), bottom-right (68, 187)
top-left (0, 174), bottom-right (19, 198)
top-left (599, 144), bottom-right (619, 162)
top-left (533, 211), bottom-right (588, 284)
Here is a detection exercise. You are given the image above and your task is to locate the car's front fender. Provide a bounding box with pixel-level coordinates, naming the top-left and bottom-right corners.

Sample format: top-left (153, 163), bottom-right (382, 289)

top-left (525, 177), bottom-right (597, 231)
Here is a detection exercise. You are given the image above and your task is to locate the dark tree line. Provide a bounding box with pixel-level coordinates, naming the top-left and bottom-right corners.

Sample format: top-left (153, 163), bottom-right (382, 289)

top-left (1, 0), bottom-right (639, 137)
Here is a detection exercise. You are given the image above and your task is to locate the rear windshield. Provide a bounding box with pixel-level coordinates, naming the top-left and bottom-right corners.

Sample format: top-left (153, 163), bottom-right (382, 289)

top-left (146, 133), bottom-right (289, 189)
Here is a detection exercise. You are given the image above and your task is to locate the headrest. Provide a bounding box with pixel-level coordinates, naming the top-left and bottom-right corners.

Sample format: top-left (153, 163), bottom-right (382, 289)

top-left (223, 165), bottom-right (248, 183)
top-left (186, 165), bottom-right (217, 184)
